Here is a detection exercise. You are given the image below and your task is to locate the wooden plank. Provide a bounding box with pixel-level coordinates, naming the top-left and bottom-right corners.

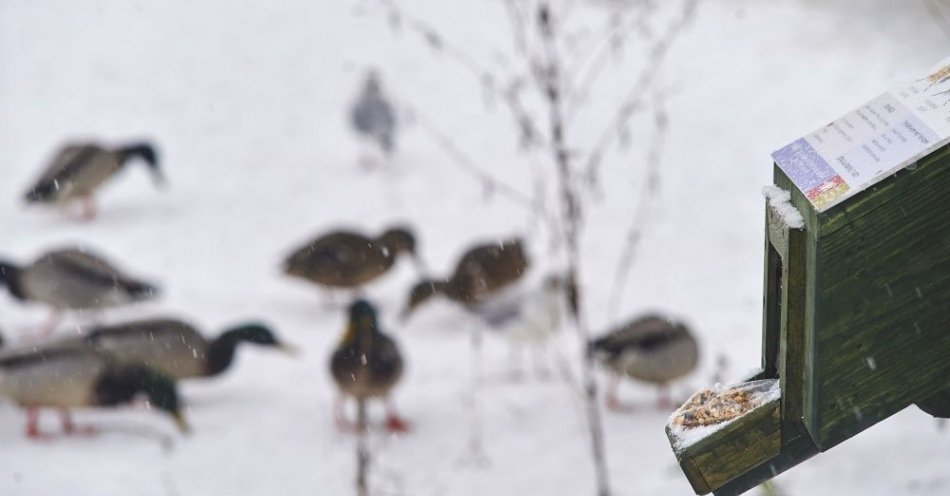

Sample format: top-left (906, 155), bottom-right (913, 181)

top-left (712, 430), bottom-right (820, 496)
top-left (774, 167), bottom-right (822, 445)
top-left (809, 149), bottom-right (950, 449)
top-left (816, 142), bottom-right (950, 237)
top-left (668, 397), bottom-right (782, 494)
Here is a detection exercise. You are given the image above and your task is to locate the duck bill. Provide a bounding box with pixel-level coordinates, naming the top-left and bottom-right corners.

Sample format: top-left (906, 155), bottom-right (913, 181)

top-left (152, 170), bottom-right (168, 189)
top-left (172, 411), bottom-right (191, 434)
top-left (278, 342), bottom-right (301, 357)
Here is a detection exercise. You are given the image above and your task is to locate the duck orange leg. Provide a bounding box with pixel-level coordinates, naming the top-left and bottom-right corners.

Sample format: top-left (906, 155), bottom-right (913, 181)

top-left (59, 409), bottom-right (96, 435)
top-left (79, 195), bottom-right (97, 221)
top-left (384, 397), bottom-right (410, 433)
top-left (605, 376), bottom-right (636, 412)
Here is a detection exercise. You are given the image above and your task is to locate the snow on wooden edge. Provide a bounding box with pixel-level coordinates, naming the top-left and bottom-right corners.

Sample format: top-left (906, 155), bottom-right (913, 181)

top-left (762, 186), bottom-right (805, 229)
top-left (667, 379), bottom-right (781, 453)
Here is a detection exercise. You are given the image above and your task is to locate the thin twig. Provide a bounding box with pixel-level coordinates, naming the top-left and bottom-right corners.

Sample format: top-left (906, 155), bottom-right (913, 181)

top-left (401, 98), bottom-right (559, 234)
top-left (923, 0), bottom-right (950, 41)
top-left (581, 0), bottom-right (698, 191)
top-left (606, 88), bottom-right (668, 319)
top-left (564, 5), bottom-right (656, 120)
top-left (535, 3), bottom-right (611, 495)
top-left (357, 400), bottom-right (370, 496)
top-left (368, 0), bottom-right (548, 149)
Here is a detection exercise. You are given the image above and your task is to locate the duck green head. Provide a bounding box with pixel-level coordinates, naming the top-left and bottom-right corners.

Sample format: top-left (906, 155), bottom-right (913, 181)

top-left (349, 299), bottom-right (379, 328)
top-left (99, 365), bottom-right (189, 434)
top-left (118, 142), bottom-right (164, 187)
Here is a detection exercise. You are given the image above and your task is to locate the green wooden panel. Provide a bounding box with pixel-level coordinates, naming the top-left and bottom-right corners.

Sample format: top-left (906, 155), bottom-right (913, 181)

top-left (809, 151), bottom-right (950, 449)
top-left (774, 167), bottom-right (821, 445)
top-left (712, 429), bottom-right (820, 496)
top-left (817, 143), bottom-right (950, 238)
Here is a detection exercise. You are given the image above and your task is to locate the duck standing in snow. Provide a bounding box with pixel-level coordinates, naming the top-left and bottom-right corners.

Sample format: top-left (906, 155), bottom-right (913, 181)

top-left (79, 318), bottom-right (296, 380)
top-left (589, 314), bottom-right (699, 411)
top-left (0, 247), bottom-right (159, 335)
top-left (351, 69), bottom-right (397, 164)
top-left (0, 345), bottom-right (188, 438)
top-left (283, 226), bottom-right (421, 300)
top-left (401, 238), bottom-right (529, 320)
top-left (489, 274), bottom-right (565, 379)
top-left (330, 299), bottom-right (408, 433)
top-left (23, 141), bottom-right (163, 220)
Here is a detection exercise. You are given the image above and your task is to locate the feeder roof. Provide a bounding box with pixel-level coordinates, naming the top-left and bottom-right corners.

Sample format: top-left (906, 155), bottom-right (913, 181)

top-left (772, 55), bottom-right (950, 213)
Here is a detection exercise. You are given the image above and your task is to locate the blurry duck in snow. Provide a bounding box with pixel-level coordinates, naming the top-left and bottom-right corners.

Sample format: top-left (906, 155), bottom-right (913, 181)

top-left (23, 141), bottom-right (163, 221)
top-left (477, 274), bottom-right (565, 379)
top-left (589, 314), bottom-right (699, 411)
top-left (350, 69), bottom-right (397, 165)
top-left (76, 318), bottom-right (296, 381)
top-left (0, 247), bottom-right (159, 336)
top-left (401, 238), bottom-right (529, 321)
top-left (330, 299), bottom-right (408, 433)
top-left (0, 345), bottom-right (188, 438)
top-left (283, 226), bottom-right (422, 302)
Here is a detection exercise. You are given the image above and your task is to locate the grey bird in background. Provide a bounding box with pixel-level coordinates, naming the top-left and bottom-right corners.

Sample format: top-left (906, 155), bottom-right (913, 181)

top-left (351, 69), bottom-right (397, 162)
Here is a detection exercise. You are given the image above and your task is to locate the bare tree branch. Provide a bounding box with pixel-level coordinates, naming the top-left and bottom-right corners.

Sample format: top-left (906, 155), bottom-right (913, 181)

top-left (607, 87), bottom-right (668, 320)
top-left (367, 0), bottom-right (549, 149)
top-left (535, 3), bottom-right (611, 495)
top-left (581, 0), bottom-right (698, 191)
top-left (399, 98), bottom-right (559, 234)
top-left (924, 0), bottom-right (950, 41)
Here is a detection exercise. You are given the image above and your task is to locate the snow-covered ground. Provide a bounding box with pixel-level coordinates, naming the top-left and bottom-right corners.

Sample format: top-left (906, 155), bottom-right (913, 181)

top-left (1, 0), bottom-right (949, 494)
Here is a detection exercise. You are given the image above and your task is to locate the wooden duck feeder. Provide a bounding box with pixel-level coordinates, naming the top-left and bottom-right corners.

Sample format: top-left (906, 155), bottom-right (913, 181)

top-left (666, 57), bottom-right (950, 495)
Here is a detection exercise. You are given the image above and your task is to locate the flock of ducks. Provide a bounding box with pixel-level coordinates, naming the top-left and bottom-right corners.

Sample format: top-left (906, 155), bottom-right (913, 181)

top-left (0, 74), bottom-right (699, 441)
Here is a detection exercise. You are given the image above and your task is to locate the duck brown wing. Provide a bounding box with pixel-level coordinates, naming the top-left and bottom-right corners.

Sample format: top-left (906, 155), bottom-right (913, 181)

top-left (86, 319), bottom-right (206, 380)
top-left (453, 239), bottom-right (528, 299)
top-left (22, 248), bottom-right (157, 308)
top-left (0, 346), bottom-right (108, 408)
top-left (285, 232), bottom-right (384, 284)
top-left (54, 248), bottom-right (156, 296)
top-left (25, 145), bottom-right (100, 200)
top-left (593, 315), bottom-right (685, 354)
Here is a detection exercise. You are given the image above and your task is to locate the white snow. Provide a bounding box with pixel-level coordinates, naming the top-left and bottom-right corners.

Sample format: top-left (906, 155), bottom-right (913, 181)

top-left (762, 186), bottom-right (806, 230)
top-left (1, 1), bottom-right (950, 495)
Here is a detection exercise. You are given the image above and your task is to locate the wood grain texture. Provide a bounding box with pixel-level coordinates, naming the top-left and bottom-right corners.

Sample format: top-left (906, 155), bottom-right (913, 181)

top-left (667, 397), bottom-right (782, 494)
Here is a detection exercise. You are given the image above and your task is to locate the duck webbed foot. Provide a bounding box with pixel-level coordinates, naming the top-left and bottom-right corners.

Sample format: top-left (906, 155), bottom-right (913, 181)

top-left (385, 415), bottom-right (410, 433)
top-left (605, 376), bottom-right (637, 413)
top-left (59, 409), bottom-right (98, 436)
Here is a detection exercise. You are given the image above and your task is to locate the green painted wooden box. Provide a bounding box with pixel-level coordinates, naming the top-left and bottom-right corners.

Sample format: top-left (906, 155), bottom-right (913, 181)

top-left (667, 144), bottom-right (950, 495)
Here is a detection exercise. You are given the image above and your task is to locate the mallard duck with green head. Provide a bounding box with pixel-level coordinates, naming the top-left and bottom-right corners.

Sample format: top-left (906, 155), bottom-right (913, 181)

top-left (0, 247), bottom-right (159, 335)
top-left (283, 226), bottom-right (421, 297)
top-left (78, 318), bottom-right (296, 380)
top-left (589, 314), bottom-right (699, 411)
top-left (0, 345), bottom-right (188, 438)
top-left (330, 299), bottom-right (408, 433)
top-left (24, 141), bottom-right (163, 220)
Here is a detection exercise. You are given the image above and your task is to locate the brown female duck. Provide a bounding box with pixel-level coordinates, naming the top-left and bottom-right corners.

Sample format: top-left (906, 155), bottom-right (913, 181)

top-left (589, 314), bottom-right (699, 411)
top-left (402, 238), bottom-right (529, 319)
top-left (283, 226), bottom-right (420, 294)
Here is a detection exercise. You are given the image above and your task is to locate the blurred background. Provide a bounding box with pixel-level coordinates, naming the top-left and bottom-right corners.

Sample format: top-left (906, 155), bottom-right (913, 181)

top-left (1, 0), bottom-right (949, 494)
